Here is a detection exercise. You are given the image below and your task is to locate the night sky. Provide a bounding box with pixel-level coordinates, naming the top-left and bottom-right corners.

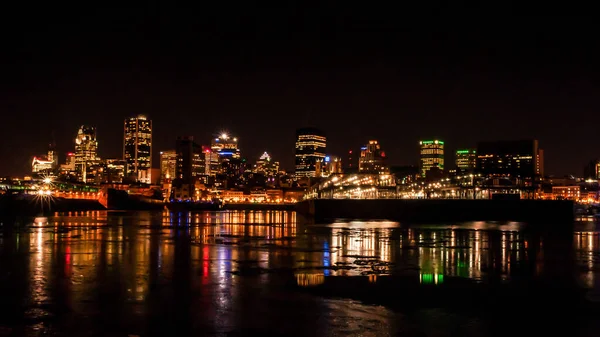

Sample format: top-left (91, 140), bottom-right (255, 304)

top-left (1, 7), bottom-right (598, 176)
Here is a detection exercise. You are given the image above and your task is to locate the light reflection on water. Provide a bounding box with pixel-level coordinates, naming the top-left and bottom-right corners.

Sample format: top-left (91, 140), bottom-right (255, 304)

top-left (0, 210), bottom-right (599, 335)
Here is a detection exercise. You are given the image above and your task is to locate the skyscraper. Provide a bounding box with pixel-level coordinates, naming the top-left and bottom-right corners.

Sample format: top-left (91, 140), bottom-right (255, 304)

top-left (173, 136), bottom-right (203, 200)
top-left (75, 125), bottom-right (98, 182)
top-left (294, 127), bottom-right (326, 178)
top-left (358, 140), bottom-right (388, 174)
top-left (455, 149), bottom-right (476, 173)
top-left (123, 115), bottom-right (152, 184)
top-left (211, 133), bottom-right (240, 160)
top-left (476, 139), bottom-right (544, 184)
top-left (419, 140), bottom-right (444, 177)
top-left (160, 150), bottom-right (177, 183)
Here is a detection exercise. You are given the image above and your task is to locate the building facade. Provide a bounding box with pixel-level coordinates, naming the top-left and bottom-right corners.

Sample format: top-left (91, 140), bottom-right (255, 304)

top-left (455, 149), bottom-right (476, 172)
top-left (211, 133), bottom-right (240, 160)
top-left (74, 125), bottom-right (99, 182)
top-left (294, 127), bottom-right (326, 178)
top-left (316, 156), bottom-right (343, 177)
top-left (160, 150), bottom-right (177, 183)
top-left (419, 140), bottom-right (444, 177)
top-left (476, 139), bottom-right (544, 186)
top-left (358, 140), bottom-right (388, 174)
top-left (123, 115), bottom-right (152, 184)
top-left (173, 136), bottom-right (203, 200)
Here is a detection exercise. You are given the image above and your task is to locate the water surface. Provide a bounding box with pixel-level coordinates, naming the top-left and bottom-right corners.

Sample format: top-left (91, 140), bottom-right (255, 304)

top-left (0, 210), bottom-right (599, 336)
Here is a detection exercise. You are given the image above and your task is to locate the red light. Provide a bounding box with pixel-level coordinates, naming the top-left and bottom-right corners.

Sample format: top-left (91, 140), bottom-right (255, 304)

top-left (348, 150), bottom-right (352, 154)
top-left (67, 153), bottom-right (74, 156)
top-left (381, 151), bottom-right (386, 157)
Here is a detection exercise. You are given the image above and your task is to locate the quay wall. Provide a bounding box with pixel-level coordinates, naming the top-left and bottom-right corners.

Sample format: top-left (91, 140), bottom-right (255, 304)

top-left (295, 199), bottom-right (575, 225)
top-left (222, 203), bottom-right (295, 211)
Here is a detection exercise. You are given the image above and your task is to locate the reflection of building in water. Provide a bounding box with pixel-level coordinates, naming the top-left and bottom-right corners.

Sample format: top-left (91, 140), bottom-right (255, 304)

top-left (328, 228), bottom-right (393, 276)
top-left (574, 231), bottom-right (599, 289)
top-left (296, 273), bottom-right (325, 287)
top-left (325, 226), bottom-right (523, 282)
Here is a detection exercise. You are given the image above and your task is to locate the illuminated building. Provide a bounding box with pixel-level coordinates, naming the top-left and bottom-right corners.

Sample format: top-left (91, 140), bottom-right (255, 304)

top-left (123, 115), bottom-right (152, 184)
top-left (74, 125), bottom-right (99, 182)
top-left (173, 136), bottom-right (203, 200)
top-left (31, 157), bottom-right (53, 173)
top-left (294, 127), bottom-right (326, 178)
top-left (31, 142), bottom-right (58, 174)
top-left (316, 156), bottom-right (342, 177)
top-left (59, 152), bottom-right (76, 176)
top-left (203, 146), bottom-right (220, 176)
top-left (551, 185), bottom-right (581, 200)
top-left (159, 150), bottom-right (177, 183)
top-left (455, 149), bottom-right (476, 172)
top-left (476, 140), bottom-right (544, 185)
top-left (419, 140), bottom-right (444, 177)
top-left (211, 133), bottom-right (240, 161)
top-left (358, 140), bottom-right (388, 174)
top-left (255, 151), bottom-right (280, 178)
top-left (100, 159), bottom-right (126, 183)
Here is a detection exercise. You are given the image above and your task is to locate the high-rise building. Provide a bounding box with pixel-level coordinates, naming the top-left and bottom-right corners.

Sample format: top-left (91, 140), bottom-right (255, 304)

top-left (345, 149), bottom-right (358, 173)
top-left (419, 140), bottom-right (444, 177)
top-left (203, 146), bottom-right (220, 176)
top-left (75, 125), bottom-right (99, 182)
top-left (173, 136), bottom-right (203, 200)
top-left (123, 115), bottom-right (152, 183)
top-left (294, 127), bottom-right (326, 178)
top-left (455, 149), bottom-right (476, 173)
top-left (159, 150), bottom-right (177, 183)
top-left (255, 151), bottom-right (280, 177)
top-left (100, 159), bottom-right (126, 184)
top-left (476, 139), bottom-right (544, 185)
top-left (358, 140), bottom-right (388, 174)
top-left (211, 133), bottom-right (240, 160)
top-left (316, 155), bottom-right (343, 177)
top-left (584, 160), bottom-right (600, 180)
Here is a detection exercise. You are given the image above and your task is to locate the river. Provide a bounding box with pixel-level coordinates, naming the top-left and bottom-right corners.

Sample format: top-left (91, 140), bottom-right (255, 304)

top-left (0, 210), bottom-right (599, 336)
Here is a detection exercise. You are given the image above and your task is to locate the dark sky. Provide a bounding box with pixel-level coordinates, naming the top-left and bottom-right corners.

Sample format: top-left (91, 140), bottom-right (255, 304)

top-left (1, 7), bottom-right (598, 176)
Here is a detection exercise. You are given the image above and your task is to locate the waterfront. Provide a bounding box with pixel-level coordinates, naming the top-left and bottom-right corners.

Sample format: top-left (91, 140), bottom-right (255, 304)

top-left (1, 210), bottom-right (600, 336)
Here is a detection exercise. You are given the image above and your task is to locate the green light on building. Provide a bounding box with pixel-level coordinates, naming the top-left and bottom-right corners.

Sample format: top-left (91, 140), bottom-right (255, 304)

top-left (420, 140), bottom-right (444, 145)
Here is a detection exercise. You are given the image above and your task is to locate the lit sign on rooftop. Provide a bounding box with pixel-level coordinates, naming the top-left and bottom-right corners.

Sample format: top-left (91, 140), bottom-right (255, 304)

top-left (420, 140), bottom-right (444, 145)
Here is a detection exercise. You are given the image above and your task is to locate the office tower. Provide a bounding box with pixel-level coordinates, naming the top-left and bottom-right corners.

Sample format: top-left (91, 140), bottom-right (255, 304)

top-left (455, 149), bottom-right (476, 173)
top-left (173, 136), bottom-right (202, 200)
top-left (316, 155), bottom-right (343, 177)
top-left (255, 151), bottom-right (280, 178)
top-left (160, 150), bottom-right (177, 183)
top-left (419, 140), bottom-right (444, 177)
top-left (211, 132), bottom-right (241, 160)
top-left (123, 115), bottom-right (152, 183)
top-left (476, 139), bottom-right (544, 184)
top-left (294, 127), bottom-right (326, 178)
top-left (358, 140), bottom-right (388, 174)
top-left (75, 125), bottom-right (99, 182)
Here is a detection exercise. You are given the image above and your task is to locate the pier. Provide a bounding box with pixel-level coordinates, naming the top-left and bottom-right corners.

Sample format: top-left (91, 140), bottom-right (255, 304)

top-left (296, 198), bottom-right (575, 225)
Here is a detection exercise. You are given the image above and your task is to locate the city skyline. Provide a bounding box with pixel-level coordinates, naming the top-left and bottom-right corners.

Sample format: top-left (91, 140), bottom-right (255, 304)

top-left (2, 9), bottom-right (599, 176)
top-left (1, 117), bottom-right (587, 178)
